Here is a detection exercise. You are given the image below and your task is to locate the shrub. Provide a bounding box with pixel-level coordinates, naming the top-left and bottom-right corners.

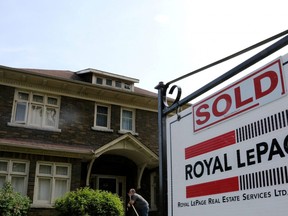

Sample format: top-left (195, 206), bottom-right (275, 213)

top-left (54, 187), bottom-right (124, 216)
top-left (0, 182), bottom-right (31, 216)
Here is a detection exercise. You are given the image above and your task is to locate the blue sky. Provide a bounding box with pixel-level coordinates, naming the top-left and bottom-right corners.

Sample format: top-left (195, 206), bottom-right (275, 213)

top-left (1, 0), bottom-right (288, 98)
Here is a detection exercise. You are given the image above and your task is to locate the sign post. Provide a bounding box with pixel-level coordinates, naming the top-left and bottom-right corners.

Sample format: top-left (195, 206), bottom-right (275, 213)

top-left (156, 30), bottom-right (288, 216)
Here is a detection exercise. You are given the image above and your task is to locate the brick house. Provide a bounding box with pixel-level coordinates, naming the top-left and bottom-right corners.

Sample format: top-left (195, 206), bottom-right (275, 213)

top-left (0, 66), bottom-right (160, 216)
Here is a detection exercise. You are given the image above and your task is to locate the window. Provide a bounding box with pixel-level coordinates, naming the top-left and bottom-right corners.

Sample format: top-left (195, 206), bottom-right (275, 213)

top-left (33, 162), bottom-right (71, 205)
top-left (124, 83), bottom-right (131, 90)
top-left (93, 104), bottom-right (112, 132)
top-left (10, 90), bottom-right (60, 130)
top-left (0, 159), bottom-right (29, 195)
top-left (115, 81), bottom-right (122, 88)
top-left (96, 77), bottom-right (103, 85)
top-left (106, 79), bottom-right (112, 86)
top-left (120, 108), bottom-right (136, 134)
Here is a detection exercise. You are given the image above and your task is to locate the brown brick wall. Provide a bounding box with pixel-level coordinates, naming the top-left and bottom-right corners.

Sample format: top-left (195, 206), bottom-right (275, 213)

top-left (0, 85), bottom-right (159, 153)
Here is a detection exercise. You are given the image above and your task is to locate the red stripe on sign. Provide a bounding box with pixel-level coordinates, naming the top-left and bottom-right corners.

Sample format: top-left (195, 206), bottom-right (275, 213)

top-left (185, 131), bottom-right (236, 159)
top-left (186, 176), bottom-right (239, 198)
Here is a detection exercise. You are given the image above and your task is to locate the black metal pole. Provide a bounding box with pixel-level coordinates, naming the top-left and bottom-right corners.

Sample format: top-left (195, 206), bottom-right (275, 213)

top-left (155, 82), bottom-right (168, 216)
top-left (164, 34), bottom-right (288, 115)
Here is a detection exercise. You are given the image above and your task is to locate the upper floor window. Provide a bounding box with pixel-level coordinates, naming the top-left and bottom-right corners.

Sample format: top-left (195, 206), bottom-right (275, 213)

top-left (0, 159), bottom-right (29, 195)
top-left (93, 75), bottom-right (134, 91)
top-left (120, 108), bottom-right (137, 134)
top-left (92, 104), bottom-right (112, 132)
top-left (33, 162), bottom-right (71, 205)
top-left (10, 90), bottom-right (60, 130)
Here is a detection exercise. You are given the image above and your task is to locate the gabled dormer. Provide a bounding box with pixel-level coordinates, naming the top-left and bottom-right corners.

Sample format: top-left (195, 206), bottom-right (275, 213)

top-left (77, 68), bottom-right (139, 92)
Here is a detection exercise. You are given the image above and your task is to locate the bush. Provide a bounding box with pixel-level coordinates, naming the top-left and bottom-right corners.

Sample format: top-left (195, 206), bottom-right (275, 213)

top-left (54, 187), bottom-right (124, 216)
top-left (0, 182), bottom-right (31, 216)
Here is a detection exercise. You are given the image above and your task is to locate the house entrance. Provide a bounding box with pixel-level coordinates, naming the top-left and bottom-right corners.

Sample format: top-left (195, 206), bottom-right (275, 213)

top-left (91, 174), bottom-right (126, 203)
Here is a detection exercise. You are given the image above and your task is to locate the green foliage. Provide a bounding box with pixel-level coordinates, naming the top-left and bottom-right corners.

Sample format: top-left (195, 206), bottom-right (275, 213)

top-left (54, 187), bottom-right (124, 216)
top-left (0, 182), bottom-right (31, 216)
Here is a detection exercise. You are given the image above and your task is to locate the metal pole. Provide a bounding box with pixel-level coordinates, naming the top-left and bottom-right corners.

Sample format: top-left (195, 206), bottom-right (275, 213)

top-left (164, 34), bottom-right (288, 115)
top-left (155, 82), bottom-right (168, 216)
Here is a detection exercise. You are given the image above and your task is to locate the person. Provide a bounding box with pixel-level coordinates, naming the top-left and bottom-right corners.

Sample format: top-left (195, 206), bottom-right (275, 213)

top-left (127, 188), bottom-right (149, 216)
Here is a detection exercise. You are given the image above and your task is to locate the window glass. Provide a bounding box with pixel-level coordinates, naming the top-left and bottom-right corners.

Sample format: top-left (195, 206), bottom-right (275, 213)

top-left (115, 81), bottom-right (122, 88)
top-left (56, 166), bottom-right (68, 176)
top-left (18, 92), bottom-right (29, 100)
top-left (39, 165), bottom-right (52, 175)
top-left (30, 105), bottom-right (43, 126)
top-left (12, 162), bottom-right (26, 173)
top-left (47, 97), bottom-right (58, 105)
top-left (96, 106), bottom-right (108, 127)
top-left (15, 102), bottom-right (27, 122)
top-left (96, 77), bottom-right (103, 84)
top-left (33, 95), bottom-right (44, 103)
top-left (0, 176), bottom-right (6, 188)
top-left (124, 83), bottom-right (131, 90)
top-left (106, 79), bottom-right (112, 86)
top-left (11, 176), bottom-right (25, 195)
top-left (38, 178), bottom-right (51, 201)
top-left (45, 107), bottom-right (57, 127)
top-left (0, 161), bottom-right (8, 172)
top-left (122, 109), bottom-right (133, 131)
top-left (54, 179), bottom-right (68, 198)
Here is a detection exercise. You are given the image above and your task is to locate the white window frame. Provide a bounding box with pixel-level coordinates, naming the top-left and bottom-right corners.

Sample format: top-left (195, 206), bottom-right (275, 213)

top-left (0, 158), bottom-right (29, 195)
top-left (119, 107), bottom-right (138, 135)
top-left (33, 162), bottom-right (71, 206)
top-left (9, 90), bottom-right (61, 132)
top-left (92, 103), bottom-right (113, 132)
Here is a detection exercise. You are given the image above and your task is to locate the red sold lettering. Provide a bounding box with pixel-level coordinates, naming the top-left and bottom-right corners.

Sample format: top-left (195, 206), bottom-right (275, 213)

top-left (193, 59), bottom-right (284, 132)
top-left (234, 86), bottom-right (253, 109)
top-left (212, 94), bottom-right (232, 117)
top-left (254, 71), bottom-right (278, 99)
top-left (196, 104), bottom-right (210, 125)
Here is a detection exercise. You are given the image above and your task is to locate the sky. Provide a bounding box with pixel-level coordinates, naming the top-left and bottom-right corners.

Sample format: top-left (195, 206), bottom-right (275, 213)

top-left (1, 0), bottom-right (288, 101)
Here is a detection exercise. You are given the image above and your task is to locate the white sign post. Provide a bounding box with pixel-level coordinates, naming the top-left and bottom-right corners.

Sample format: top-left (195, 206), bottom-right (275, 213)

top-left (167, 54), bottom-right (288, 216)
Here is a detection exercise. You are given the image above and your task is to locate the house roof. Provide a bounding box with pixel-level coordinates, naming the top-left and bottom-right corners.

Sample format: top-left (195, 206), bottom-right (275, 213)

top-left (15, 67), bottom-right (158, 97)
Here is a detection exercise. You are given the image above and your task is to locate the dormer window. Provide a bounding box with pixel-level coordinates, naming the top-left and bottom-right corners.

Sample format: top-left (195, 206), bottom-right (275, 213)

top-left (124, 83), bottom-right (131, 90)
top-left (96, 77), bottom-right (103, 85)
top-left (77, 69), bottom-right (139, 92)
top-left (106, 79), bottom-right (112, 86)
top-left (115, 81), bottom-right (122, 88)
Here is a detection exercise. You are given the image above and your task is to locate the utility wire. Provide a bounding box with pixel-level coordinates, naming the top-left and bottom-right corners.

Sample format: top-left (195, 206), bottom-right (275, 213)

top-left (166, 29), bottom-right (288, 86)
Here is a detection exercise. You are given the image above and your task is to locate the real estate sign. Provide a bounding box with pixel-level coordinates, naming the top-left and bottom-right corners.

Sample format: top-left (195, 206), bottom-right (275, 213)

top-left (167, 54), bottom-right (288, 216)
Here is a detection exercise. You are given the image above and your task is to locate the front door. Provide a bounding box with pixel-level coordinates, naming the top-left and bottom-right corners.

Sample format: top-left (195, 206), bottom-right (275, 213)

top-left (91, 174), bottom-right (126, 204)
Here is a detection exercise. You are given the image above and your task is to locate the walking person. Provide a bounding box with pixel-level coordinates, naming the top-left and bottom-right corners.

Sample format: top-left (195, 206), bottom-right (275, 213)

top-left (127, 188), bottom-right (149, 216)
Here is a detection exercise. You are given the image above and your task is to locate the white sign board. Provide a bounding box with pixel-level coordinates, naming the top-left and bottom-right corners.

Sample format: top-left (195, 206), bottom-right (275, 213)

top-left (167, 54), bottom-right (288, 216)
